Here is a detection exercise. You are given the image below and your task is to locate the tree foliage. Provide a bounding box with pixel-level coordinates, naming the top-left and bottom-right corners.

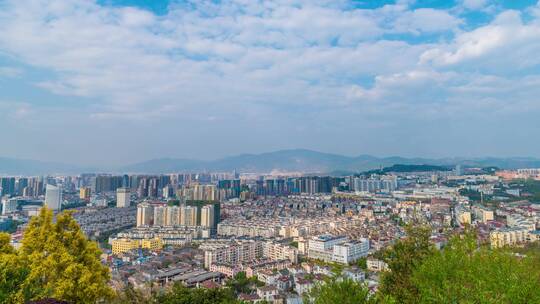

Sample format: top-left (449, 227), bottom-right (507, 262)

top-left (306, 278), bottom-right (375, 304)
top-left (155, 283), bottom-right (238, 304)
top-left (112, 283), bottom-right (151, 304)
top-left (226, 271), bottom-right (251, 295)
top-left (225, 271), bottom-right (263, 295)
top-left (0, 207), bottom-right (113, 303)
top-left (412, 232), bottom-right (540, 304)
top-left (0, 243), bottom-right (28, 303)
top-left (379, 225), bottom-right (435, 303)
top-left (356, 256), bottom-right (367, 270)
top-left (377, 226), bottom-right (540, 304)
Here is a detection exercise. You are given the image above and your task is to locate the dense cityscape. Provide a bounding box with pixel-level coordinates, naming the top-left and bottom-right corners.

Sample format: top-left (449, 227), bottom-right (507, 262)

top-left (1, 164), bottom-right (539, 302)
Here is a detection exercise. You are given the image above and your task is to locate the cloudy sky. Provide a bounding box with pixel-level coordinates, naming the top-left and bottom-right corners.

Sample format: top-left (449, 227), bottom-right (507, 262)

top-left (1, 0), bottom-right (540, 166)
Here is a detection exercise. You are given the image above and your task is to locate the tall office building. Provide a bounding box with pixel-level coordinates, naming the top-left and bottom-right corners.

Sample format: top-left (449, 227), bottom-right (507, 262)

top-left (136, 202), bottom-right (153, 227)
top-left (200, 205), bottom-right (215, 228)
top-left (0, 177), bottom-right (15, 196)
top-left (163, 185), bottom-right (174, 199)
top-left (16, 178), bottom-right (29, 196)
top-left (80, 187), bottom-right (91, 200)
top-left (93, 175), bottom-right (123, 194)
top-left (116, 188), bottom-right (130, 208)
top-left (44, 184), bottom-right (62, 211)
top-left (455, 164), bottom-right (463, 176)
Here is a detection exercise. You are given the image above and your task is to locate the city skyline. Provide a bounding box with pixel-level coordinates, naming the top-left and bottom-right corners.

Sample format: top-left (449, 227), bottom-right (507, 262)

top-left (3, 148), bottom-right (540, 175)
top-left (1, 0), bottom-right (540, 165)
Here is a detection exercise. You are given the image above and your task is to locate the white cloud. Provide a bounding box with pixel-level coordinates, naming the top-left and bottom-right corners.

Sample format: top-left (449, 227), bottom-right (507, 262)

top-left (0, 0), bottom-right (440, 119)
top-left (462, 0), bottom-right (488, 10)
top-left (1, 0), bottom-right (540, 162)
top-left (392, 8), bottom-right (462, 34)
top-left (0, 66), bottom-right (23, 78)
top-left (420, 10), bottom-right (540, 71)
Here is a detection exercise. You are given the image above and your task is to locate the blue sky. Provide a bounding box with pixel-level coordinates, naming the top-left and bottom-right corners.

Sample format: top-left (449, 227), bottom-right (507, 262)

top-left (1, 0), bottom-right (540, 166)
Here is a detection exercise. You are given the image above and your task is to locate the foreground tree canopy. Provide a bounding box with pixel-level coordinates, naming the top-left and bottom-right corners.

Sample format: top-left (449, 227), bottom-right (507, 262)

top-left (412, 232), bottom-right (540, 304)
top-left (379, 225), bottom-right (435, 303)
top-left (155, 283), bottom-right (239, 304)
top-left (0, 207), bottom-right (113, 304)
top-left (379, 226), bottom-right (540, 304)
top-left (306, 278), bottom-right (377, 304)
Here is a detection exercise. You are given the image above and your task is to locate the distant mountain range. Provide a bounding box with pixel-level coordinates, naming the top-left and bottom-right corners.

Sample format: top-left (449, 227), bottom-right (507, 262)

top-left (0, 157), bottom-right (90, 176)
top-left (2, 149), bottom-right (540, 175)
top-left (122, 149), bottom-right (540, 174)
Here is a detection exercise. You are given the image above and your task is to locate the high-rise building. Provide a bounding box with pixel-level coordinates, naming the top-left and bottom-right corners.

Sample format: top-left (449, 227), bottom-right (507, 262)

top-left (80, 187), bottom-right (91, 200)
top-left (163, 185), bottom-right (174, 199)
top-left (93, 175), bottom-right (123, 194)
top-left (16, 178), bottom-right (28, 196)
top-left (200, 205), bottom-right (215, 228)
top-left (455, 164), bottom-right (463, 176)
top-left (1, 196), bottom-right (17, 215)
top-left (184, 201), bottom-right (221, 228)
top-left (137, 202), bottom-right (153, 227)
top-left (166, 206), bottom-right (181, 226)
top-left (0, 177), bottom-right (15, 196)
top-left (44, 184), bottom-right (62, 210)
top-left (116, 188), bottom-right (130, 208)
top-left (153, 205), bottom-right (167, 227)
top-left (181, 206), bottom-right (197, 226)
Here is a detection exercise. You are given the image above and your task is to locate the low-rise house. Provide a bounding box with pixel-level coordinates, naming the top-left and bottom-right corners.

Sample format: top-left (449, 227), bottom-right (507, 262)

top-left (257, 270), bottom-right (281, 285)
top-left (257, 285), bottom-right (279, 302)
top-left (294, 278), bottom-right (314, 295)
top-left (239, 293), bottom-right (262, 303)
top-left (342, 267), bottom-right (365, 282)
top-left (285, 293), bottom-right (303, 304)
top-left (313, 265), bottom-right (332, 276)
top-left (276, 275), bottom-right (292, 291)
top-left (366, 258), bottom-right (388, 272)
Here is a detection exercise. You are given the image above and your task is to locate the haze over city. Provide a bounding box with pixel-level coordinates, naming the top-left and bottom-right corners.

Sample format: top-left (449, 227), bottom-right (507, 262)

top-left (1, 0), bottom-right (540, 166)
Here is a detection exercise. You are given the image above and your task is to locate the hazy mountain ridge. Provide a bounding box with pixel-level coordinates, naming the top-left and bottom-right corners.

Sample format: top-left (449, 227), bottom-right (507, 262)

top-left (120, 149), bottom-right (540, 174)
top-left (2, 149), bottom-right (540, 175)
top-left (0, 157), bottom-right (89, 175)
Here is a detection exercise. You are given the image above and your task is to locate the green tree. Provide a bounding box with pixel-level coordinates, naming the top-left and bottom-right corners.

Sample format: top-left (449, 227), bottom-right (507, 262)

top-left (0, 207), bottom-right (114, 303)
top-left (155, 283), bottom-right (238, 304)
top-left (378, 225), bottom-right (435, 303)
top-left (0, 233), bottom-right (29, 303)
top-left (226, 271), bottom-right (252, 295)
top-left (412, 232), bottom-right (540, 304)
top-left (0, 233), bottom-right (14, 254)
top-left (306, 278), bottom-right (375, 304)
top-left (112, 283), bottom-right (150, 304)
top-left (356, 256), bottom-right (367, 270)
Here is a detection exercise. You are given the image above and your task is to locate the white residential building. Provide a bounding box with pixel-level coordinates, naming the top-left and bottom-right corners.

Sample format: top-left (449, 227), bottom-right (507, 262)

top-left (166, 206), bottom-right (181, 226)
top-left (45, 184), bottom-right (62, 211)
top-left (367, 258), bottom-right (389, 272)
top-left (200, 205), bottom-right (215, 228)
top-left (332, 238), bottom-right (370, 264)
top-left (181, 206), bottom-right (198, 226)
top-left (136, 202), bottom-right (153, 227)
top-left (153, 206), bottom-right (167, 227)
top-left (1, 197), bottom-right (17, 215)
top-left (116, 188), bottom-right (130, 208)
